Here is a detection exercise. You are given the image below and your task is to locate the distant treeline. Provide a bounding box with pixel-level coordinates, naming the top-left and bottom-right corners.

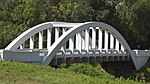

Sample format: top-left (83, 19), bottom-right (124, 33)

top-left (0, 0), bottom-right (150, 49)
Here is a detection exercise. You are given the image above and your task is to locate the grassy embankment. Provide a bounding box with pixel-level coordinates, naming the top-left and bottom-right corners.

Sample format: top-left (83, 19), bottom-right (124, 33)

top-left (0, 61), bottom-right (144, 84)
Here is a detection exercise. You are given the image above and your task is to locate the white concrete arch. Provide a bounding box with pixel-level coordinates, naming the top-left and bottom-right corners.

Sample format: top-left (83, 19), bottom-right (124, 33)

top-left (4, 21), bottom-right (149, 70)
top-left (5, 22), bottom-right (82, 51)
top-left (42, 22), bottom-right (140, 68)
top-left (5, 22), bottom-right (53, 50)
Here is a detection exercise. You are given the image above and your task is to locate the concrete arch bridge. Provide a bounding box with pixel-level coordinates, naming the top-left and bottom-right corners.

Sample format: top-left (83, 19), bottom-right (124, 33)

top-left (0, 22), bottom-right (150, 70)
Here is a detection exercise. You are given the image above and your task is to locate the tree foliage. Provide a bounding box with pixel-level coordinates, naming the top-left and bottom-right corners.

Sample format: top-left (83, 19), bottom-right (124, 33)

top-left (130, 0), bottom-right (150, 49)
top-left (0, 0), bottom-right (150, 49)
top-left (11, 0), bottom-right (46, 27)
top-left (51, 0), bottom-right (93, 22)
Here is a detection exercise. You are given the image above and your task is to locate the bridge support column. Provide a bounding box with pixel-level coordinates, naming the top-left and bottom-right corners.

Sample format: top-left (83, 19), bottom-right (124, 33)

top-left (47, 28), bottom-right (52, 49)
top-left (81, 31), bottom-right (85, 49)
top-left (78, 32), bottom-right (82, 52)
top-left (75, 34), bottom-right (79, 50)
top-left (110, 34), bottom-right (114, 49)
top-left (61, 28), bottom-right (66, 52)
top-left (92, 27), bottom-right (96, 50)
top-left (39, 31), bottom-right (43, 49)
top-left (85, 29), bottom-right (89, 52)
top-left (19, 43), bottom-right (25, 49)
top-left (98, 28), bottom-right (102, 51)
top-left (55, 28), bottom-right (59, 41)
top-left (121, 45), bottom-right (124, 52)
top-left (69, 37), bottom-right (74, 52)
top-left (104, 31), bottom-right (109, 51)
top-left (115, 39), bottom-right (119, 51)
top-left (30, 35), bottom-right (34, 49)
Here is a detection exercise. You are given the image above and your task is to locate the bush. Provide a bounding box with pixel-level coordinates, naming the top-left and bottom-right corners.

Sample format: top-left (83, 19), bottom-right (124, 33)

top-left (68, 63), bottom-right (115, 79)
top-left (69, 63), bottom-right (100, 77)
top-left (59, 63), bottom-right (68, 68)
top-left (129, 68), bottom-right (150, 82)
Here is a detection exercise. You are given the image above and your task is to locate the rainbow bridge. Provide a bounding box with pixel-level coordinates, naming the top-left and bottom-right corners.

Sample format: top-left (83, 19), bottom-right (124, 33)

top-left (0, 22), bottom-right (150, 70)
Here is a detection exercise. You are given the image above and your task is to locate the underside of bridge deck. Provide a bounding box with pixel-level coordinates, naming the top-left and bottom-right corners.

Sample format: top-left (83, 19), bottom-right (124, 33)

top-left (50, 55), bottom-right (130, 66)
top-left (50, 55), bottom-right (135, 76)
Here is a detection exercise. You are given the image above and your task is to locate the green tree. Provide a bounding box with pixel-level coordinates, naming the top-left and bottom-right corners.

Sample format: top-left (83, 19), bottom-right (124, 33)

top-left (129, 0), bottom-right (150, 49)
top-left (0, 21), bottom-right (27, 49)
top-left (0, 0), bottom-right (17, 21)
top-left (51, 0), bottom-right (93, 22)
top-left (11, 0), bottom-right (46, 27)
top-left (0, 0), bottom-right (47, 48)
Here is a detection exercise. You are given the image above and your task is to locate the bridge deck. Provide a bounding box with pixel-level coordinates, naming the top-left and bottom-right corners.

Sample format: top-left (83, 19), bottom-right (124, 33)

top-left (2, 49), bottom-right (129, 65)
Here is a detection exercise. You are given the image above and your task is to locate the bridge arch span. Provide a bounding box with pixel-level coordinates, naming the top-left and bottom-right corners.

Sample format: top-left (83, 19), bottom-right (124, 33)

top-left (5, 22), bottom-right (53, 50)
top-left (4, 22), bottom-right (150, 70)
top-left (42, 22), bottom-right (139, 69)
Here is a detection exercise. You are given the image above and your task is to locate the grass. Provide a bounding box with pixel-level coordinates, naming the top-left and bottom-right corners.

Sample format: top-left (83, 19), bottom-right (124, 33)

top-left (0, 61), bottom-right (144, 84)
